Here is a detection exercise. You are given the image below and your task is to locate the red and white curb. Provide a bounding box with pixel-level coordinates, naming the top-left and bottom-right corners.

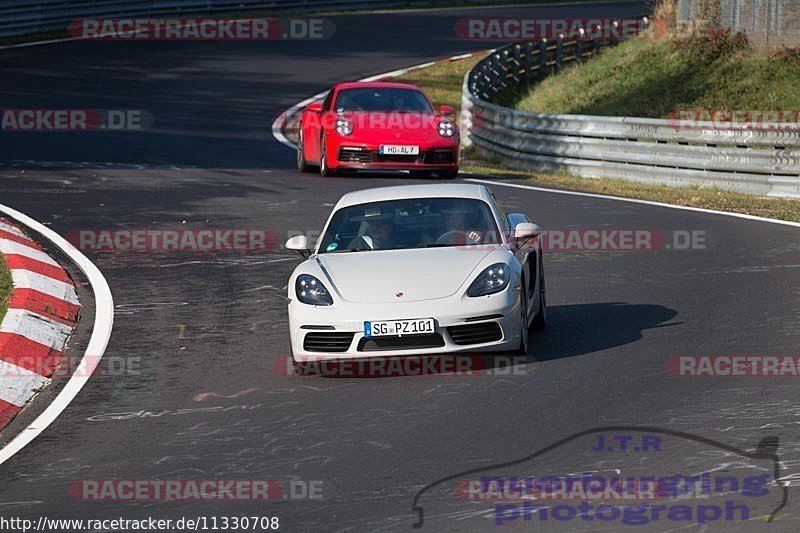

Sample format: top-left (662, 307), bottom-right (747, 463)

top-left (0, 217), bottom-right (80, 431)
top-left (0, 204), bottom-right (113, 467)
top-left (271, 50), bottom-right (491, 149)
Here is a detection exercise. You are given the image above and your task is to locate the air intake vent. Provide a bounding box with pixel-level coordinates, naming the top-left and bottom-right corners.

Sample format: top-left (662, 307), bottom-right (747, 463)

top-left (303, 332), bottom-right (355, 352)
top-left (447, 322), bottom-right (502, 345)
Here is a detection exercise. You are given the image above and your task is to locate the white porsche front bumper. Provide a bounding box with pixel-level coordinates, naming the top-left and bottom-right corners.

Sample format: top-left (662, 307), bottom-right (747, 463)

top-left (288, 286), bottom-right (522, 362)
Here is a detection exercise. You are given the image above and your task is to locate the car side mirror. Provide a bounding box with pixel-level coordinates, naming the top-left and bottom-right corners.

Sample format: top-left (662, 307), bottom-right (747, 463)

top-left (440, 104), bottom-right (455, 116)
top-left (307, 102), bottom-right (323, 113)
top-left (514, 222), bottom-right (541, 241)
top-left (286, 235), bottom-right (311, 257)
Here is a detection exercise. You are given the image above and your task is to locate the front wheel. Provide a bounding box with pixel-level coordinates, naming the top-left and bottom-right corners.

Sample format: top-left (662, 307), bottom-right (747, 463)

top-left (320, 137), bottom-right (336, 177)
top-left (297, 132), bottom-right (313, 172)
top-left (531, 253), bottom-right (547, 330)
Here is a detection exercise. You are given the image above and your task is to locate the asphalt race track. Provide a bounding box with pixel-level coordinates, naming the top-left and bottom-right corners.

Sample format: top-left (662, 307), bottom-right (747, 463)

top-left (2, 1), bottom-right (800, 531)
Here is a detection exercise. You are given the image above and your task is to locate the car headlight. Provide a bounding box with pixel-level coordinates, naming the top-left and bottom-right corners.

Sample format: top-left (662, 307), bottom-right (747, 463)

top-left (296, 274), bottom-right (333, 305)
top-left (438, 119), bottom-right (455, 138)
top-left (335, 117), bottom-right (353, 136)
top-left (467, 263), bottom-right (510, 297)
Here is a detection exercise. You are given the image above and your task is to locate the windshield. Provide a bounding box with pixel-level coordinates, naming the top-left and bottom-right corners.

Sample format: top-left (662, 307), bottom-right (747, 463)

top-left (333, 87), bottom-right (433, 113)
top-left (318, 197), bottom-right (499, 253)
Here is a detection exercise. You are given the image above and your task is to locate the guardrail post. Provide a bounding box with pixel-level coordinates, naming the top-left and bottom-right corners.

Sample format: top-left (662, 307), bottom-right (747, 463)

top-left (491, 54), bottom-right (502, 97)
top-left (512, 44), bottom-right (522, 84)
top-left (498, 50), bottom-right (510, 93)
top-left (524, 41), bottom-right (536, 82)
top-left (555, 35), bottom-right (563, 73)
top-left (539, 39), bottom-right (547, 76)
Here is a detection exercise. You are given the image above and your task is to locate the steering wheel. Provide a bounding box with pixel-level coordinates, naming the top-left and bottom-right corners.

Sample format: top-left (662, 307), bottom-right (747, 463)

top-left (435, 230), bottom-right (479, 246)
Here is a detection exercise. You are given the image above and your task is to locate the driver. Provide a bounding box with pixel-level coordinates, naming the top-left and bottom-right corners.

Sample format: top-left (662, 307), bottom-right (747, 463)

top-left (348, 217), bottom-right (395, 250)
top-left (392, 92), bottom-right (411, 111)
top-left (438, 209), bottom-right (482, 245)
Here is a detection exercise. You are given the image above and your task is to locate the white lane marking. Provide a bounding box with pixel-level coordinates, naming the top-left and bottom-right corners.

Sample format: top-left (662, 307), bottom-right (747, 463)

top-left (0, 239), bottom-right (57, 266)
top-left (464, 178), bottom-right (800, 229)
top-left (10, 270), bottom-right (79, 305)
top-left (0, 361), bottom-right (50, 407)
top-left (272, 90), bottom-right (329, 149)
top-left (0, 37), bottom-right (77, 51)
top-left (0, 203), bottom-right (114, 467)
top-left (0, 222), bottom-right (30, 239)
top-left (359, 61), bottom-right (437, 81)
top-left (0, 308), bottom-right (73, 349)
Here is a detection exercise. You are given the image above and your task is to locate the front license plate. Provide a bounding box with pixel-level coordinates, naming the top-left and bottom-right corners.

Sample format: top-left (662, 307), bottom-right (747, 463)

top-left (379, 145), bottom-right (420, 155)
top-left (365, 318), bottom-right (435, 337)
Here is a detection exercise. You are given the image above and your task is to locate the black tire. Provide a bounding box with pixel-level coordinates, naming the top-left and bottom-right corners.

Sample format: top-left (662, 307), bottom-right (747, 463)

top-left (320, 136), bottom-right (336, 177)
top-left (531, 252), bottom-right (547, 330)
top-left (515, 278), bottom-right (530, 355)
top-left (297, 131), bottom-right (314, 172)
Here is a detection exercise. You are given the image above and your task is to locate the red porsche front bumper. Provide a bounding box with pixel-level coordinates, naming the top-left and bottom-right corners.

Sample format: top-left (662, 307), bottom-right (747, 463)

top-left (324, 136), bottom-right (459, 172)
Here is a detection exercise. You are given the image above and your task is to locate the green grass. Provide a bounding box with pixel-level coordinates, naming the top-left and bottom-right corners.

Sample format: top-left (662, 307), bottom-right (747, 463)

top-left (511, 32), bottom-right (800, 117)
top-left (0, 253), bottom-right (12, 324)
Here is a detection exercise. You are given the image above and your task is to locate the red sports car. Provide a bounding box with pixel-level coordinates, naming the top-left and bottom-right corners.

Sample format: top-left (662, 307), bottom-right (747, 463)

top-left (297, 81), bottom-right (459, 178)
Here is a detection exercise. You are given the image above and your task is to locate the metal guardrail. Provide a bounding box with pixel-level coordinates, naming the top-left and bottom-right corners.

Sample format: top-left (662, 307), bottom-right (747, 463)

top-left (461, 30), bottom-right (800, 198)
top-left (0, 0), bottom-right (480, 39)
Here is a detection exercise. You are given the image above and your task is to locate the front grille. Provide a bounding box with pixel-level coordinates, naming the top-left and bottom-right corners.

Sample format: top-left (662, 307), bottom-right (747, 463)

top-left (358, 333), bottom-right (445, 352)
top-left (424, 150), bottom-right (455, 164)
top-left (447, 322), bottom-right (502, 346)
top-left (303, 332), bottom-right (355, 352)
top-left (338, 149), bottom-right (453, 166)
top-left (338, 148), bottom-right (372, 163)
top-left (375, 154), bottom-right (422, 163)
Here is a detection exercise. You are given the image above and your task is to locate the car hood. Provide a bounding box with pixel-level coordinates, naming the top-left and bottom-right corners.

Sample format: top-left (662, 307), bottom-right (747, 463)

top-left (316, 247), bottom-right (495, 303)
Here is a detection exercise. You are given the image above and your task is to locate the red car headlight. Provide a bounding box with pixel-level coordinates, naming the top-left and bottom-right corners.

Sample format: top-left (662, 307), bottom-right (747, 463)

top-left (438, 119), bottom-right (456, 138)
top-left (335, 117), bottom-right (353, 136)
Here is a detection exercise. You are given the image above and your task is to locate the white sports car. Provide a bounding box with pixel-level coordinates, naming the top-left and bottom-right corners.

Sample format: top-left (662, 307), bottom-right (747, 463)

top-left (285, 183), bottom-right (546, 362)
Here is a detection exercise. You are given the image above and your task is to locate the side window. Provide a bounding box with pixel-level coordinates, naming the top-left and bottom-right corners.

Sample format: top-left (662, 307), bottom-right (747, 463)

top-left (322, 90), bottom-right (333, 112)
